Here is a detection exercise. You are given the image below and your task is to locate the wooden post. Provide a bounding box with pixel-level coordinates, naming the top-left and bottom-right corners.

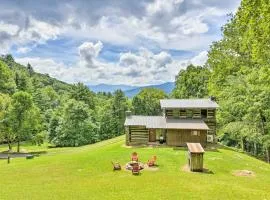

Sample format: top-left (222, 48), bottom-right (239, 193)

top-left (7, 154), bottom-right (10, 164)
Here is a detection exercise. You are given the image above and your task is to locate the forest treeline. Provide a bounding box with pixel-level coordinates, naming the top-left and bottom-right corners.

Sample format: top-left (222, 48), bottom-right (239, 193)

top-left (0, 55), bottom-right (130, 150)
top-left (0, 55), bottom-right (168, 151)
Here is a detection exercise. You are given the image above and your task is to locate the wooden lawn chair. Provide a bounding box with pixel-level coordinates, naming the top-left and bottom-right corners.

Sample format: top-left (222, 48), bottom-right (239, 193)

top-left (147, 155), bottom-right (157, 167)
top-left (111, 161), bottom-right (121, 170)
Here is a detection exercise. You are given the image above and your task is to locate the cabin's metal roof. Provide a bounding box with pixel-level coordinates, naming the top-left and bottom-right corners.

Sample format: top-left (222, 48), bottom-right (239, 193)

top-left (187, 143), bottom-right (205, 153)
top-left (124, 116), bottom-right (209, 130)
top-left (160, 99), bottom-right (219, 109)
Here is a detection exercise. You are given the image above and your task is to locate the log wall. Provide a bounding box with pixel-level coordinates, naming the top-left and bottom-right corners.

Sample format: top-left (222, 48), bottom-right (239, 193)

top-left (129, 126), bottom-right (149, 145)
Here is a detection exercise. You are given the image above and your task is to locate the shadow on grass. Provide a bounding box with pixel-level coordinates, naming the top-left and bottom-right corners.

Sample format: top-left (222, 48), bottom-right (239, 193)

top-left (0, 150), bottom-right (47, 159)
top-left (182, 164), bottom-right (214, 175)
top-left (201, 168), bottom-right (214, 174)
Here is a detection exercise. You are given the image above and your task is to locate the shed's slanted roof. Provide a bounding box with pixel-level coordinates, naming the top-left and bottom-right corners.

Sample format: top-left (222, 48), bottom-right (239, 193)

top-left (124, 116), bottom-right (209, 130)
top-left (160, 99), bottom-right (219, 109)
top-left (187, 143), bottom-right (205, 153)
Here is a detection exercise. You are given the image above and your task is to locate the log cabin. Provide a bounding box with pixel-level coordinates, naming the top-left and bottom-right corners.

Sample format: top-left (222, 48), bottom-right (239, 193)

top-left (124, 98), bottom-right (219, 146)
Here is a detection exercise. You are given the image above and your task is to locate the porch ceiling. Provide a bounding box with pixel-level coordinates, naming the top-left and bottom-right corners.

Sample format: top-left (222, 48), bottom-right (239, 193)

top-left (125, 116), bottom-right (209, 130)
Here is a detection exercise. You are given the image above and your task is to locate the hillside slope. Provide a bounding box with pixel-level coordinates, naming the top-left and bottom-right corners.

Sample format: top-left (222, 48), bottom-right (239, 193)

top-left (0, 137), bottom-right (270, 200)
top-left (1, 57), bottom-right (74, 93)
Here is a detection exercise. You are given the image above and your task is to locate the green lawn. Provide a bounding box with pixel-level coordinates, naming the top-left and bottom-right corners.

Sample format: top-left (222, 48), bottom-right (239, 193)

top-left (0, 137), bottom-right (270, 200)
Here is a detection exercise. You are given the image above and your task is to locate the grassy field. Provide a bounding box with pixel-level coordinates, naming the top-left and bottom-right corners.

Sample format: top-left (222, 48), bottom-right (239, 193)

top-left (0, 136), bottom-right (270, 200)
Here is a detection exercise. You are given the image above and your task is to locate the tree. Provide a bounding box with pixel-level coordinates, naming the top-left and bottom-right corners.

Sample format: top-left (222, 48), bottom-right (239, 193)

top-left (27, 63), bottom-right (34, 76)
top-left (15, 71), bottom-right (32, 92)
top-left (50, 99), bottom-right (98, 147)
top-left (71, 83), bottom-right (95, 109)
top-left (98, 104), bottom-right (118, 140)
top-left (32, 131), bottom-right (47, 146)
top-left (172, 64), bottom-right (210, 98)
top-left (111, 90), bottom-right (128, 135)
top-left (8, 91), bottom-right (40, 152)
top-left (0, 60), bottom-right (16, 94)
top-left (0, 93), bottom-right (15, 150)
top-left (33, 86), bottom-right (59, 112)
top-left (4, 54), bottom-right (14, 64)
top-left (132, 88), bottom-right (167, 115)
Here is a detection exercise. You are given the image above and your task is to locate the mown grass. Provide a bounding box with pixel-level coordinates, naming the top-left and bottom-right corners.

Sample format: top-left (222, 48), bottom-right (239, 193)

top-left (0, 136), bottom-right (270, 200)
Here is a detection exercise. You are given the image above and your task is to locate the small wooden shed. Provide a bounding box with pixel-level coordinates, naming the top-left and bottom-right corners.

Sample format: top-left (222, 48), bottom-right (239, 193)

top-left (187, 143), bottom-right (204, 172)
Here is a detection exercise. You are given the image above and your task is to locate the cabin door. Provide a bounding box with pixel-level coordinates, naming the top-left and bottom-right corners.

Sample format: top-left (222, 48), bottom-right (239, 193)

top-left (149, 129), bottom-right (156, 142)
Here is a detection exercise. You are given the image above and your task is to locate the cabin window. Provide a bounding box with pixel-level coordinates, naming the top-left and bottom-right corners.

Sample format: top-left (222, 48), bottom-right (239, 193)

top-left (201, 109), bottom-right (207, 118)
top-left (191, 130), bottom-right (200, 136)
top-left (166, 109), bottom-right (173, 117)
top-left (180, 109), bottom-right (187, 118)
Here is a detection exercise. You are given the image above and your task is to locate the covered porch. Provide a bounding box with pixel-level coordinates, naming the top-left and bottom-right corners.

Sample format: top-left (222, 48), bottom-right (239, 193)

top-left (125, 116), bottom-right (209, 146)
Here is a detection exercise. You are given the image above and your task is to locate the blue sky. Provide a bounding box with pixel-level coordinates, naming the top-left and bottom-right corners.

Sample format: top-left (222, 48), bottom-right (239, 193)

top-left (0, 0), bottom-right (241, 85)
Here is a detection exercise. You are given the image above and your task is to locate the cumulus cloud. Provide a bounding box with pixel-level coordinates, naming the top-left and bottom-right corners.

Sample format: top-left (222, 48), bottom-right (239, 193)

top-left (78, 41), bottom-right (103, 68)
top-left (0, 16), bottom-right (61, 54)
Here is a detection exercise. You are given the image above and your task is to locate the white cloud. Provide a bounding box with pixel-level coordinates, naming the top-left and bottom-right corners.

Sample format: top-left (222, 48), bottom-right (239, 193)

top-left (16, 57), bottom-right (69, 79)
top-left (170, 16), bottom-right (208, 35)
top-left (78, 41), bottom-right (103, 68)
top-left (0, 16), bottom-right (61, 54)
top-left (17, 47), bottom-right (31, 54)
top-left (189, 50), bottom-right (208, 66)
top-left (146, 0), bottom-right (184, 15)
top-left (0, 21), bottom-right (19, 35)
top-left (17, 16), bottom-right (61, 44)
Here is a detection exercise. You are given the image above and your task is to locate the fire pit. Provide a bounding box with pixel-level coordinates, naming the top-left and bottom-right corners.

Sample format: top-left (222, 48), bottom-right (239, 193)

top-left (125, 161), bottom-right (144, 170)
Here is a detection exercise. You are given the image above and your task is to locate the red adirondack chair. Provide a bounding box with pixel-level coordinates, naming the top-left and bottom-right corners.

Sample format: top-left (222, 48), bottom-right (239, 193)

top-left (147, 155), bottom-right (157, 167)
top-left (132, 162), bottom-right (140, 175)
top-left (131, 152), bottom-right (138, 162)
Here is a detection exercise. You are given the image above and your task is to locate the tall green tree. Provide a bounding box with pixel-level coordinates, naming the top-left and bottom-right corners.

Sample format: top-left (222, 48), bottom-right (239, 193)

top-left (0, 93), bottom-right (15, 150)
top-left (8, 91), bottom-right (40, 152)
top-left (71, 83), bottom-right (95, 109)
top-left (172, 64), bottom-right (210, 98)
top-left (132, 88), bottom-right (167, 115)
top-left (27, 63), bottom-right (34, 76)
top-left (0, 60), bottom-right (16, 94)
top-left (50, 99), bottom-right (98, 147)
top-left (15, 71), bottom-right (32, 92)
top-left (111, 90), bottom-right (128, 135)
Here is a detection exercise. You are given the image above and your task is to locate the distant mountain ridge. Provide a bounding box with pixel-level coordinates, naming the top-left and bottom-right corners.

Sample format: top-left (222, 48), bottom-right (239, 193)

top-left (87, 83), bottom-right (137, 93)
top-left (88, 82), bottom-right (175, 98)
